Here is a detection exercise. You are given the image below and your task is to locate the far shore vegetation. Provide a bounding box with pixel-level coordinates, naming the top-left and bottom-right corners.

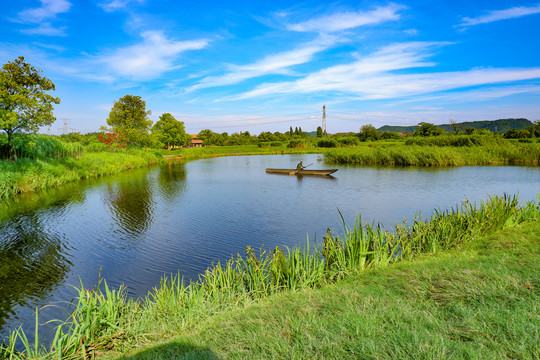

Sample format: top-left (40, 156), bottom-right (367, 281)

top-left (1, 194), bottom-right (538, 359)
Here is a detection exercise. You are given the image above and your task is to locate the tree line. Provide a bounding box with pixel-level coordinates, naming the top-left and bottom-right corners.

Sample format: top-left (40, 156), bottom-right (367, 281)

top-left (2, 57), bottom-right (539, 161)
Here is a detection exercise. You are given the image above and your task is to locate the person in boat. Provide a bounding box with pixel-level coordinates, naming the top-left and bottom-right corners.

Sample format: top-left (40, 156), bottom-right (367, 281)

top-left (296, 161), bottom-right (304, 171)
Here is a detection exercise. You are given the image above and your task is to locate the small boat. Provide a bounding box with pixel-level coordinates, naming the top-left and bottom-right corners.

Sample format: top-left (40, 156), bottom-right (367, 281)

top-left (265, 168), bottom-right (338, 176)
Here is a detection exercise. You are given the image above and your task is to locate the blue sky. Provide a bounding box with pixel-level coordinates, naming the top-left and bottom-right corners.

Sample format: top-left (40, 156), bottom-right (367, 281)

top-left (2, 0), bottom-right (540, 134)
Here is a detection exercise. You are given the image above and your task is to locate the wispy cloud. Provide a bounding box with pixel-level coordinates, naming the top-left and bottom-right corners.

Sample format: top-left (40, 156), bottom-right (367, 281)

top-left (99, 0), bottom-right (144, 13)
top-left (21, 22), bottom-right (67, 36)
top-left (287, 3), bottom-right (405, 32)
top-left (98, 30), bottom-right (209, 81)
top-left (228, 42), bottom-right (540, 101)
top-left (458, 3), bottom-right (540, 27)
top-left (187, 34), bottom-right (340, 92)
top-left (17, 0), bottom-right (71, 23)
top-left (15, 0), bottom-right (71, 36)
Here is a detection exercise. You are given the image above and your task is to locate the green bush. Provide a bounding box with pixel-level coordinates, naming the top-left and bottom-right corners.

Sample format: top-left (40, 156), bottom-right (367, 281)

top-left (287, 140), bottom-right (310, 148)
top-left (317, 139), bottom-right (339, 148)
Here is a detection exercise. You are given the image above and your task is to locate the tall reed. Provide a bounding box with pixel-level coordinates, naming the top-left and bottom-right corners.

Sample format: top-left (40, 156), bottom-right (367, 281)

top-left (1, 194), bottom-right (538, 359)
top-left (325, 142), bottom-right (540, 166)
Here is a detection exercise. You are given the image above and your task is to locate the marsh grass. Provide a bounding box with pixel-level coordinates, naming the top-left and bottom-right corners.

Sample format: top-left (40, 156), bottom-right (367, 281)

top-left (0, 135), bottom-right (83, 161)
top-left (325, 142), bottom-right (540, 166)
top-left (0, 150), bottom-right (163, 200)
top-left (1, 194), bottom-right (539, 359)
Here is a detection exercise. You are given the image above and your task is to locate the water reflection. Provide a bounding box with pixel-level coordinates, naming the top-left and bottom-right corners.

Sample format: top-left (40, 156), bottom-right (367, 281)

top-left (105, 172), bottom-right (155, 239)
top-left (157, 162), bottom-right (187, 204)
top-left (0, 207), bottom-right (73, 328)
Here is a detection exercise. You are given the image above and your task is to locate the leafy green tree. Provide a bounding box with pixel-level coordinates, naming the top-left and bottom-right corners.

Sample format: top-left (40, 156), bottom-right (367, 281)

top-left (359, 124), bottom-right (381, 141)
top-left (0, 56), bottom-right (60, 161)
top-left (107, 95), bottom-right (152, 146)
top-left (413, 122), bottom-right (444, 137)
top-left (316, 126), bottom-right (323, 137)
top-left (151, 113), bottom-right (187, 148)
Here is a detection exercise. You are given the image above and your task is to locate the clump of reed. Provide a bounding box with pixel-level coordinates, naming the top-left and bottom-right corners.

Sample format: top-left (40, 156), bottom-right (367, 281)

top-left (325, 142), bottom-right (540, 166)
top-left (0, 135), bottom-right (83, 160)
top-left (2, 194), bottom-right (538, 359)
top-left (404, 134), bottom-right (507, 147)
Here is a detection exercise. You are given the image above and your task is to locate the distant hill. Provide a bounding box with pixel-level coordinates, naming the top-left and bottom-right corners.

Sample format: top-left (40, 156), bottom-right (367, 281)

top-left (378, 118), bottom-right (533, 134)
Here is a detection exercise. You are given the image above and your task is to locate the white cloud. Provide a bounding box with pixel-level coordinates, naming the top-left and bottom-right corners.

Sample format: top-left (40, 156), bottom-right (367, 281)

top-left (18, 0), bottom-right (71, 23)
top-left (287, 3), bottom-right (405, 32)
top-left (98, 30), bottom-right (209, 80)
top-left (187, 34), bottom-right (340, 92)
top-left (99, 0), bottom-right (144, 13)
top-left (228, 42), bottom-right (540, 101)
top-left (21, 22), bottom-right (67, 36)
top-left (458, 3), bottom-right (540, 27)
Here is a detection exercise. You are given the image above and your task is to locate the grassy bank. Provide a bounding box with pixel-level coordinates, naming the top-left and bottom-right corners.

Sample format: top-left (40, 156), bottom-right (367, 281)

top-left (122, 220), bottom-right (539, 360)
top-left (0, 150), bottom-right (163, 200)
top-left (159, 144), bottom-right (325, 162)
top-left (325, 141), bottom-right (540, 166)
top-left (1, 194), bottom-right (538, 359)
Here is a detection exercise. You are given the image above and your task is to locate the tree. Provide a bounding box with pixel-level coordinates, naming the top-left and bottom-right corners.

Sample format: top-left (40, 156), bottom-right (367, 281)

top-left (106, 95), bottom-right (152, 146)
top-left (151, 113), bottom-right (187, 148)
top-left (449, 119), bottom-right (462, 134)
top-left (413, 122), bottom-right (444, 137)
top-left (316, 126), bottom-right (323, 137)
top-left (0, 56), bottom-right (60, 161)
top-left (359, 124), bottom-right (380, 141)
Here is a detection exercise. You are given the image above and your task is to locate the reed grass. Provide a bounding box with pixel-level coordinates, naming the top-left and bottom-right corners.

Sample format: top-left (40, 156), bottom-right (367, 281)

top-left (0, 135), bottom-right (82, 160)
top-left (325, 142), bottom-right (540, 166)
top-left (0, 150), bottom-right (163, 201)
top-left (1, 194), bottom-right (538, 359)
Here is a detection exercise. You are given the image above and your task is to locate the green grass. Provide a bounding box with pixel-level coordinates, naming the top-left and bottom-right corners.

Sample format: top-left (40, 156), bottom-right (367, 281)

top-left (1, 194), bottom-right (538, 359)
top-left (325, 141), bottom-right (540, 166)
top-left (157, 145), bottom-right (326, 162)
top-left (156, 220), bottom-right (538, 359)
top-left (0, 150), bottom-right (163, 200)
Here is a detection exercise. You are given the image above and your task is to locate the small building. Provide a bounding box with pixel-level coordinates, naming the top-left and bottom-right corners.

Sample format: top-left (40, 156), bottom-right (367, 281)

top-left (189, 135), bottom-right (203, 148)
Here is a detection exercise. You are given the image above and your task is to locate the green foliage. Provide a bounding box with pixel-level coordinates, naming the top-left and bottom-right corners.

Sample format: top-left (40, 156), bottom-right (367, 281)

top-left (413, 122), bottom-right (444, 136)
top-left (380, 118), bottom-right (534, 134)
top-left (107, 95), bottom-right (152, 147)
top-left (325, 142), bottom-right (540, 166)
top-left (380, 131), bottom-right (401, 140)
top-left (359, 124), bottom-right (381, 141)
top-left (316, 126), bottom-right (323, 137)
top-left (0, 134), bottom-right (81, 160)
top-left (0, 150), bottom-right (163, 200)
top-left (151, 113), bottom-right (187, 148)
top-left (287, 139), bottom-right (311, 148)
top-left (404, 134), bottom-right (506, 147)
top-left (317, 138), bottom-right (339, 148)
top-left (0, 56), bottom-right (60, 161)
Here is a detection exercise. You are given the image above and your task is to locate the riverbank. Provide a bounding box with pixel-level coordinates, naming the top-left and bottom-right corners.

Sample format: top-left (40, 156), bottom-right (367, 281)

top-left (0, 150), bottom-right (163, 201)
top-left (160, 144), bottom-right (325, 162)
top-left (112, 220), bottom-right (539, 360)
top-left (1, 194), bottom-right (538, 359)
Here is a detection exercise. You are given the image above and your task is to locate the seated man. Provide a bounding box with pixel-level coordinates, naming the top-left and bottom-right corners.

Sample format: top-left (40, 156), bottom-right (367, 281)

top-left (296, 161), bottom-right (304, 171)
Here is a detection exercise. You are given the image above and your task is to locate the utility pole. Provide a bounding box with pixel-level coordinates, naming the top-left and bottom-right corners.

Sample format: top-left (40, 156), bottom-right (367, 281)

top-left (58, 118), bottom-right (75, 134)
top-left (322, 104), bottom-right (327, 137)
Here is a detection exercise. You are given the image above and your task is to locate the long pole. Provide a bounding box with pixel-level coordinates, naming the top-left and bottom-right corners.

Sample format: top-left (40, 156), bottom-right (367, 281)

top-left (322, 105), bottom-right (326, 136)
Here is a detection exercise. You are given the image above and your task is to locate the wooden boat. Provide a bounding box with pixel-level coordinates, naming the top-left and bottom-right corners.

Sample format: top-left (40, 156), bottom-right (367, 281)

top-left (265, 168), bottom-right (338, 176)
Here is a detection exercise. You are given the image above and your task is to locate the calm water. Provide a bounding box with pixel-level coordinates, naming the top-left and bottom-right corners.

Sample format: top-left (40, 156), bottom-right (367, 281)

top-left (1, 153), bottom-right (539, 341)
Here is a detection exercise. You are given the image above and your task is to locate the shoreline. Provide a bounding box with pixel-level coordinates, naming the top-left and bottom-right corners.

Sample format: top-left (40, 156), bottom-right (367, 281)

top-left (1, 194), bottom-right (538, 359)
